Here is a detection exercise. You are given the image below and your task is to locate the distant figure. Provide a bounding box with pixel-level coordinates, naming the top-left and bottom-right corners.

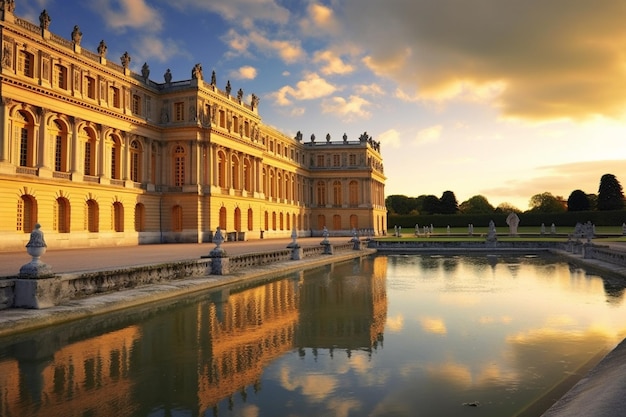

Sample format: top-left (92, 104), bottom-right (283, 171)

top-left (506, 212), bottom-right (519, 236)
top-left (164, 68), bottom-right (172, 84)
top-left (39, 9), bottom-right (51, 30)
top-left (141, 62), bottom-right (150, 81)
top-left (97, 40), bottom-right (107, 57)
top-left (71, 25), bottom-right (82, 45)
top-left (120, 51), bottom-right (131, 68)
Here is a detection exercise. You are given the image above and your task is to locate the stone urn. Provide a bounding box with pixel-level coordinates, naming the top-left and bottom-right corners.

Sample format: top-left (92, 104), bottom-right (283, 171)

top-left (19, 224), bottom-right (53, 278)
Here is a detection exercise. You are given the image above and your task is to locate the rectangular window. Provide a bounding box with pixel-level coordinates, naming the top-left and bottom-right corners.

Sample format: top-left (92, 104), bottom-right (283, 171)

top-left (316, 155), bottom-right (324, 167)
top-left (174, 102), bottom-right (184, 121)
top-left (55, 135), bottom-right (62, 171)
top-left (333, 154), bottom-right (340, 167)
top-left (84, 141), bottom-right (91, 175)
top-left (111, 87), bottom-right (120, 108)
top-left (19, 128), bottom-right (28, 167)
top-left (131, 152), bottom-right (139, 182)
top-left (349, 154), bottom-right (357, 166)
top-left (132, 94), bottom-right (141, 115)
top-left (86, 77), bottom-right (95, 99)
top-left (55, 65), bottom-right (67, 89)
top-left (19, 51), bottom-right (34, 78)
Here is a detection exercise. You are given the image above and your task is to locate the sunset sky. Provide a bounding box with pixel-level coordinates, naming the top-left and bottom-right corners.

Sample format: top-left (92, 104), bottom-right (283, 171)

top-left (17, 0), bottom-right (626, 210)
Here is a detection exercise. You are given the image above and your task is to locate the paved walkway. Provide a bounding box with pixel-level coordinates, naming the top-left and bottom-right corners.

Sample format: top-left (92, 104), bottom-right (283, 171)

top-left (0, 237), bottom-right (351, 278)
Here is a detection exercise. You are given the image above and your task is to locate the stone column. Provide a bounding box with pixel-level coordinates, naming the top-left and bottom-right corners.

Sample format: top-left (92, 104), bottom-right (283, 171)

top-left (0, 98), bottom-right (12, 164)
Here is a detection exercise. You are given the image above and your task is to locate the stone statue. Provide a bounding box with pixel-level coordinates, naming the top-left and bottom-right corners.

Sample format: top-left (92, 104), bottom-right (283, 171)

top-left (359, 131), bottom-right (369, 143)
top-left (343, 133), bottom-right (348, 143)
top-left (5, 0), bottom-right (15, 13)
top-left (310, 133), bottom-right (315, 142)
top-left (225, 80), bottom-right (231, 95)
top-left (71, 25), bottom-right (82, 45)
top-left (120, 51), bottom-right (131, 68)
top-left (191, 63), bottom-right (203, 80)
top-left (505, 212), bottom-right (519, 236)
top-left (2, 45), bottom-right (12, 68)
top-left (237, 88), bottom-right (244, 101)
top-left (39, 9), bottom-right (51, 30)
top-left (294, 131), bottom-right (303, 142)
top-left (141, 62), bottom-right (150, 81)
top-left (251, 93), bottom-right (259, 109)
top-left (164, 68), bottom-right (172, 84)
top-left (210, 70), bottom-right (216, 86)
top-left (326, 133), bottom-right (331, 143)
top-left (97, 40), bottom-right (107, 57)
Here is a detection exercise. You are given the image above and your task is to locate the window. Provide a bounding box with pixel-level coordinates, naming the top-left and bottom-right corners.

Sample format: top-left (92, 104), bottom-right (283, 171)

top-left (111, 87), bottom-right (120, 108)
top-left (18, 51), bottom-right (34, 78)
top-left (86, 199), bottom-right (99, 232)
top-left (232, 116), bottom-right (239, 133)
top-left (333, 214), bottom-right (341, 230)
top-left (243, 159), bottom-right (252, 192)
top-left (86, 76), bottom-right (96, 99)
top-left (172, 205), bottom-right (183, 232)
top-left (54, 64), bottom-right (67, 89)
top-left (349, 154), bottom-right (357, 166)
top-left (234, 207), bottom-right (241, 232)
top-left (174, 102), bottom-right (184, 121)
top-left (56, 197), bottom-right (70, 233)
top-left (219, 110), bottom-right (226, 128)
top-left (316, 155), bottom-right (324, 167)
top-left (134, 203), bottom-right (145, 232)
top-left (174, 145), bottom-right (185, 186)
top-left (316, 181), bottom-right (326, 206)
top-left (19, 127), bottom-right (29, 167)
top-left (350, 214), bottom-right (358, 230)
top-left (349, 180), bottom-right (359, 206)
top-left (333, 181), bottom-right (342, 206)
top-left (113, 202), bottom-right (124, 232)
top-left (317, 214), bottom-right (325, 229)
top-left (231, 155), bottom-right (240, 189)
top-left (132, 94), bottom-right (141, 115)
top-left (110, 135), bottom-right (121, 179)
top-left (17, 195), bottom-right (37, 233)
top-left (55, 135), bottom-right (62, 172)
top-left (219, 207), bottom-right (227, 230)
top-left (247, 208), bottom-right (253, 231)
top-left (333, 154), bottom-right (340, 167)
top-left (130, 140), bottom-right (141, 182)
top-left (217, 151), bottom-right (226, 188)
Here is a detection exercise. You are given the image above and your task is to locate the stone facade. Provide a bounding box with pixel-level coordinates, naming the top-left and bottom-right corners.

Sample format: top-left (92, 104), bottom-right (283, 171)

top-left (0, 3), bottom-right (387, 250)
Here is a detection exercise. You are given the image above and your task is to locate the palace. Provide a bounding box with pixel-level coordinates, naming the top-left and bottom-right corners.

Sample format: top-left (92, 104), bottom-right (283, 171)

top-left (0, 2), bottom-right (386, 251)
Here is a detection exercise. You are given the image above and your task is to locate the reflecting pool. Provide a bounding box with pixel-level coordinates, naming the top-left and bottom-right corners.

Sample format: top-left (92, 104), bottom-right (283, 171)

top-left (0, 254), bottom-right (625, 417)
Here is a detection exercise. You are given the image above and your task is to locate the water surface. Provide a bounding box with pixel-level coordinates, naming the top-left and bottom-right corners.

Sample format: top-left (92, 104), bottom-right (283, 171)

top-left (0, 254), bottom-right (624, 417)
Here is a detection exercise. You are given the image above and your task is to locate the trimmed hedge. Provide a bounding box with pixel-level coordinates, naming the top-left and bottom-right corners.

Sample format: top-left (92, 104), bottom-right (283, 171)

top-left (388, 210), bottom-right (626, 229)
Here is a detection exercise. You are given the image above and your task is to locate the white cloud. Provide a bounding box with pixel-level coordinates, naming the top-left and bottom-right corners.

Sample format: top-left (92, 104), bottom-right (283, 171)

top-left (223, 29), bottom-right (305, 64)
top-left (270, 73), bottom-right (338, 106)
top-left (313, 50), bottom-right (354, 75)
top-left (321, 95), bottom-right (372, 120)
top-left (414, 125), bottom-right (443, 146)
top-left (231, 65), bottom-right (258, 80)
top-left (300, 3), bottom-right (340, 36)
top-left (132, 36), bottom-right (190, 65)
top-left (355, 83), bottom-right (384, 96)
top-left (91, 0), bottom-right (162, 31)
top-left (172, 0), bottom-right (290, 26)
top-left (378, 129), bottom-right (402, 149)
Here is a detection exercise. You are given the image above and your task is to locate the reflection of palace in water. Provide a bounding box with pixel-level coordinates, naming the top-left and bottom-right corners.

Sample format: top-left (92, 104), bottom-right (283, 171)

top-left (0, 257), bottom-right (387, 416)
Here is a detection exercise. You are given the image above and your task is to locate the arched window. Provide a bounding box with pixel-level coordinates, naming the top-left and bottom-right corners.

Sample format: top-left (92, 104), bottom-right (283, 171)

top-left (86, 199), bottom-right (99, 232)
top-left (333, 214), bottom-right (341, 230)
top-left (264, 211), bottom-right (269, 231)
top-left (217, 150), bottom-right (226, 188)
top-left (350, 214), bottom-right (358, 230)
top-left (113, 201), bottom-right (124, 232)
top-left (247, 208), bottom-right (253, 231)
top-left (134, 203), bottom-right (145, 232)
top-left (219, 206), bottom-right (227, 230)
top-left (317, 214), bottom-right (326, 230)
top-left (349, 181), bottom-right (359, 206)
top-left (234, 207), bottom-right (241, 232)
top-left (110, 135), bottom-right (122, 180)
top-left (286, 213), bottom-right (290, 230)
top-left (272, 211), bottom-right (277, 230)
top-left (316, 181), bottom-right (326, 206)
top-left (279, 212), bottom-right (284, 230)
top-left (172, 205), bottom-right (183, 232)
top-left (243, 159), bottom-right (252, 192)
top-left (173, 145), bottom-right (185, 187)
top-left (231, 154), bottom-right (240, 190)
top-left (82, 127), bottom-right (97, 176)
top-left (130, 140), bottom-right (142, 183)
top-left (56, 197), bottom-right (70, 233)
top-left (333, 181), bottom-right (342, 206)
top-left (52, 120), bottom-right (69, 172)
top-left (16, 194), bottom-right (37, 232)
top-left (15, 111), bottom-right (34, 167)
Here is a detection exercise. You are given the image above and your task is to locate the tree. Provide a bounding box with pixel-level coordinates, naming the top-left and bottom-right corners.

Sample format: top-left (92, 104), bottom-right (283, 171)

top-left (459, 195), bottom-right (495, 214)
top-left (495, 202), bottom-right (522, 214)
top-left (385, 195), bottom-right (411, 215)
top-left (567, 189), bottom-right (590, 211)
top-left (422, 195), bottom-right (441, 214)
top-left (597, 174), bottom-right (624, 211)
top-left (528, 192), bottom-right (566, 213)
top-left (439, 191), bottom-right (459, 214)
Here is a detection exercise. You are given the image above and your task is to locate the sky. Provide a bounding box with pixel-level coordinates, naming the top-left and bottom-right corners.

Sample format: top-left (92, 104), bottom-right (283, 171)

top-left (16, 0), bottom-right (626, 210)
